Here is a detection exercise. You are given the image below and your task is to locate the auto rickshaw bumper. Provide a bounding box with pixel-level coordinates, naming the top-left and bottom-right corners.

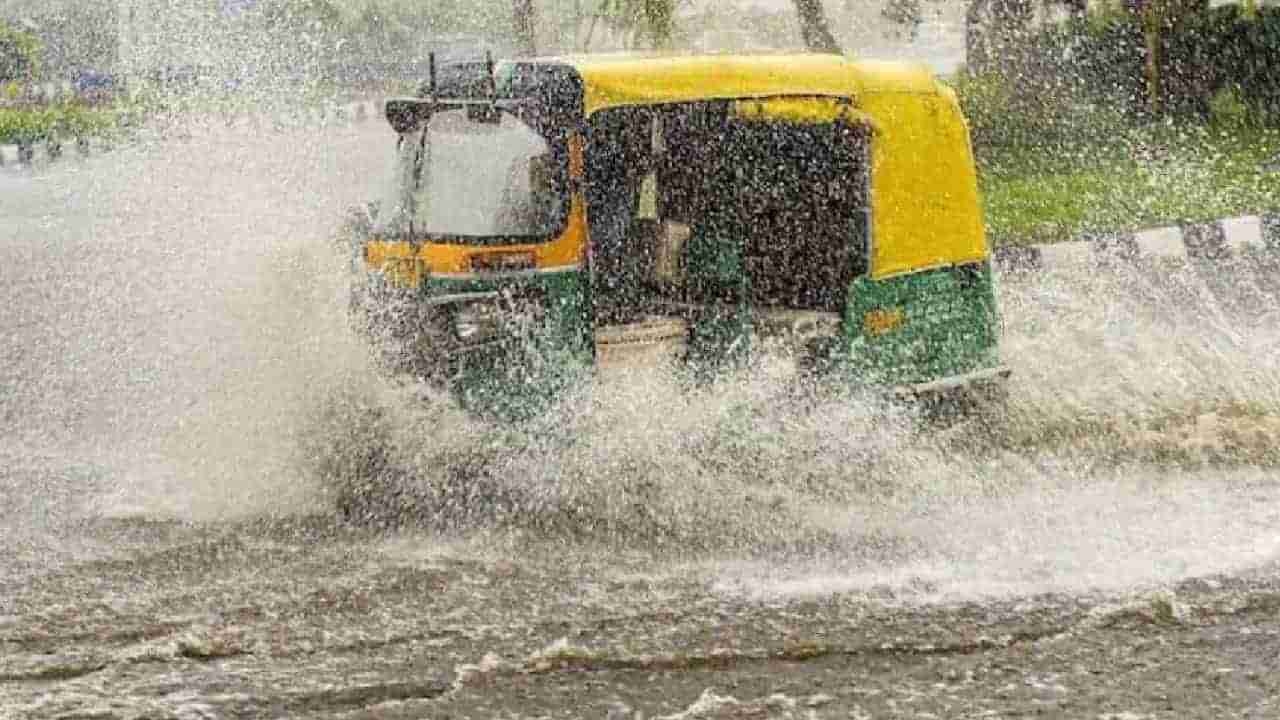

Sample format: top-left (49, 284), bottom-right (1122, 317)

top-left (891, 365), bottom-right (1012, 400)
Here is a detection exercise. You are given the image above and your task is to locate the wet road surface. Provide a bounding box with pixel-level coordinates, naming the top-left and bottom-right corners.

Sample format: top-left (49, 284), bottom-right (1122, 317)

top-left (3, 118), bottom-right (1280, 719)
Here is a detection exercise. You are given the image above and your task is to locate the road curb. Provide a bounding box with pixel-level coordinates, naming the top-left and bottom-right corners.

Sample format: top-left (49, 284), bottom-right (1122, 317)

top-left (992, 213), bottom-right (1280, 273)
top-left (0, 133), bottom-right (119, 168)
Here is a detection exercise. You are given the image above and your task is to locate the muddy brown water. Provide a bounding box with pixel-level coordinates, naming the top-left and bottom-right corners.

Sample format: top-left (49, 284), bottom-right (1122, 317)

top-left (3, 119), bottom-right (1280, 719)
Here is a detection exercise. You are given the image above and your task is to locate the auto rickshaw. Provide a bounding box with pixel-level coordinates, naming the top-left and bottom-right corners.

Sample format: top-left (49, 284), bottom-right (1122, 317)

top-left (347, 53), bottom-right (1008, 418)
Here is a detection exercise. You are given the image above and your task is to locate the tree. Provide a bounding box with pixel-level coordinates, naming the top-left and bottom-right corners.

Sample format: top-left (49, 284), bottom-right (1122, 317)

top-left (2, 3), bottom-right (116, 79)
top-left (964, 0), bottom-right (1034, 73)
top-left (958, 0), bottom-right (1212, 114)
top-left (513, 0), bottom-right (539, 54)
top-left (881, 0), bottom-right (924, 41)
top-left (1129, 0), bottom-right (1209, 114)
top-left (595, 0), bottom-right (679, 49)
top-left (791, 0), bottom-right (842, 53)
top-left (578, 0), bottom-right (840, 53)
top-left (0, 19), bottom-right (40, 83)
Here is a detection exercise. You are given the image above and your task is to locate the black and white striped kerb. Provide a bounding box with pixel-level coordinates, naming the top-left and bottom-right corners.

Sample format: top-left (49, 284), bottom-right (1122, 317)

top-left (990, 244), bottom-right (1043, 274)
top-left (1180, 220), bottom-right (1229, 261)
top-left (1262, 212), bottom-right (1280, 254)
top-left (1083, 230), bottom-right (1141, 264)
top-left (994, 214), bottom-right (1280, 273)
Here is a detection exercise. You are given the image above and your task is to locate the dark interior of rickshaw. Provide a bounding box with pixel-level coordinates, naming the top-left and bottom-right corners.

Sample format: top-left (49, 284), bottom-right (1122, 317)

top-left (585, 102), bottom-right (871, 331)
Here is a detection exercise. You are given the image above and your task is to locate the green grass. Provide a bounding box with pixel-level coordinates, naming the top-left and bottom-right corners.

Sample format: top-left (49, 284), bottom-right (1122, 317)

top-left (979, 124), bottom-right (1280, 246)
top-left (0, 78), bottom-right (374, 147)
top-left (0, 103), bottom-right (130, 145)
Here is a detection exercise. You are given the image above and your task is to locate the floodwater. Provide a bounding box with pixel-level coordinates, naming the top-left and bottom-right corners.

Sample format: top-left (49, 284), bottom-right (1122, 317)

top-left (3, 118), bottom-right (1280, 718)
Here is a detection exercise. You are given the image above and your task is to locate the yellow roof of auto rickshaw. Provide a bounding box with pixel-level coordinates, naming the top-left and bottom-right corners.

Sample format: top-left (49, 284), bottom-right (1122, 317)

top-left (531, 53), bottom-right (943, 115)
top-left (511, 53), bottom-right (987, 280)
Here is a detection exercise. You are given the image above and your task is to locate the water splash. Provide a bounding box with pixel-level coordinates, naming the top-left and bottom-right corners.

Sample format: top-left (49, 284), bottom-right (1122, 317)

top-left (1, 120), bottom-right (392, 522)
top-left (306, 251), bottom-right (1280, 558)
top-left (4, 101), bottom-right (1280, 608)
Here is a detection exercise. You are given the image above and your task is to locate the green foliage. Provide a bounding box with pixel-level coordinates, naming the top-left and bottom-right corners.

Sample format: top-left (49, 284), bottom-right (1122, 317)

top-left (0, 105), bottom-right (119, 145)
top-left (326, 0), bottom-right (512, 63)
top-left (595, 0), bottom-right (684, 48)
top-left (996, 13), bottom-right (1146, 116)
top-left (1207, 85), bottom-right (1253, 129)
top-left (9, 4), bottom-right (116, 81)
top-left (264, 0), bottom-right (345, 34)
top-left (956, 1), bottom-right (1280, 181)
top-left (0, 20), bottom-right (41, 83)
top-left (947, 69), bottom-right (1130, 154)
top-left (1004, 5), bottom-right (1280, 125)
top-left (1162, 5), bottom-right (1280, 122)
top-left (978, 125), bottom-right (1280, 246)
top-left (948, 72), bottom-right (1013, 148)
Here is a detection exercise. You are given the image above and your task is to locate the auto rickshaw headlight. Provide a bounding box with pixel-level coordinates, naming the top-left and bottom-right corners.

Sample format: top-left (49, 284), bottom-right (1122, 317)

top-left (453, 303), bottom-right (500, 344)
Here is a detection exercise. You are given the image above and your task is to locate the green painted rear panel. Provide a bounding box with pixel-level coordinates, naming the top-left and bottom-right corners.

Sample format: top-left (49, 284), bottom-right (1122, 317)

top-left (837, 262), bottom-right (1000, 386)
top-left (399, 261), bottom-right (999, 414)
top-left (683, 225), bottom-right (752, 375)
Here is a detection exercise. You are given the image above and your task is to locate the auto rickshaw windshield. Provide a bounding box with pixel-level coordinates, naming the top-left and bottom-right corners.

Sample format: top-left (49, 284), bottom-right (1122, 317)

top-left (381, 108), bottom-right (570, 243)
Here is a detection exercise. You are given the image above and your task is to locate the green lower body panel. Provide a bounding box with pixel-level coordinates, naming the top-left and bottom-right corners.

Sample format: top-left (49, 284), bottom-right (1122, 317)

top-left (446, 271), bottom-right (591, 420)
top-left (360, 269), bottom-right (594, 421)
top-left (830, 261), bottom-right (1002, 388)
top-left (355, 258), bottom-right (1003, 417)
top-left (682, 221), bottom-right (752, 378)
top-left (684, 303), bottom-right (752, 379)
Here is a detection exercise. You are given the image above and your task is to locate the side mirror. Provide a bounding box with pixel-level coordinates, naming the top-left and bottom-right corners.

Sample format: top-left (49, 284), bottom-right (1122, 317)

top-left (385, 97), bottom-right (431, 134)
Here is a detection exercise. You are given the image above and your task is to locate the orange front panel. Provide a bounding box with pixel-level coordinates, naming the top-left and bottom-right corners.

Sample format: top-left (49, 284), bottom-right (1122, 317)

top-left (364, 195), bottom-right (588, 283)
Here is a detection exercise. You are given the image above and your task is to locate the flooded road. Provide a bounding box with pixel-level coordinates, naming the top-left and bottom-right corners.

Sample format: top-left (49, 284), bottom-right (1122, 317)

top-left (3, 120), bottom-right (1280, 718)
